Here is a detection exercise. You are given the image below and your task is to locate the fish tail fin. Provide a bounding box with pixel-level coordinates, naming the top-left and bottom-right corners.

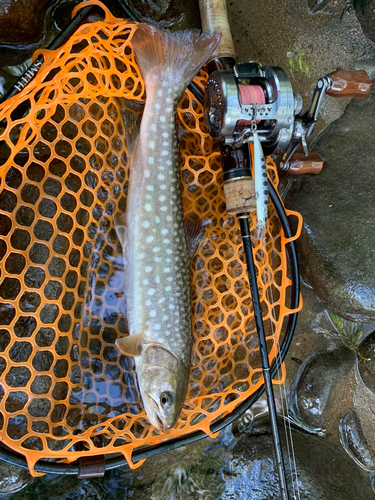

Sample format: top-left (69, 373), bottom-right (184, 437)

top-left (132, 24), bottom-right (221, 92)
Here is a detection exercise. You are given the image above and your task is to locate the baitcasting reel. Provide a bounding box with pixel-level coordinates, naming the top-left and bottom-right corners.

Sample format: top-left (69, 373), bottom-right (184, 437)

top-left (204, 62), bottom-right (372, 168)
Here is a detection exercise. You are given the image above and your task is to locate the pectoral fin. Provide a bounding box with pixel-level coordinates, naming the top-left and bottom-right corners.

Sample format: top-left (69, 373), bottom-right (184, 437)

top-left (184, 218), bottom-right (209, 260)
top-left (116, 332), bottom-right (144, 357)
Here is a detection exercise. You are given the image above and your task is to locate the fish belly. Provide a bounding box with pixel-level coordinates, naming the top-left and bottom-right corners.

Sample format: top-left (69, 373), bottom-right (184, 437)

top-left (124, 79), bottom-right (191, 368)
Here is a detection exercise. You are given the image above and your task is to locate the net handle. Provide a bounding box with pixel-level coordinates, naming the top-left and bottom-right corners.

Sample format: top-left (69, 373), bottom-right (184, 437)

top-left (197, 0), bottom-right (236, 61)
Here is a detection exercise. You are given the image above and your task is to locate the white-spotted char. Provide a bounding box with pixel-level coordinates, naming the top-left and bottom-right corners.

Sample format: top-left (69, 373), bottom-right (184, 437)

top-left (253, 129), bottom-right (269, 240)
top-left (115, 24), bottom-right (220, 430)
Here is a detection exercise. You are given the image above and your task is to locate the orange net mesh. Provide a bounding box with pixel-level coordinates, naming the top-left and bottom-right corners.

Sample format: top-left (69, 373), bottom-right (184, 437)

top-left (0, 1), bottom-right (302, 475)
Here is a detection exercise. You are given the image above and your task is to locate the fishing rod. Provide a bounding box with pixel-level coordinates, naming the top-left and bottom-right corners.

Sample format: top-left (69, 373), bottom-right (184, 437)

top-left (197, 1), bottom-right (291, 498)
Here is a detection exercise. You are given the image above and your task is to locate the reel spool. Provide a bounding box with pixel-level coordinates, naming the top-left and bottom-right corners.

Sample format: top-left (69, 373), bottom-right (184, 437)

top-left (204, 63), bottom-right (302, 154)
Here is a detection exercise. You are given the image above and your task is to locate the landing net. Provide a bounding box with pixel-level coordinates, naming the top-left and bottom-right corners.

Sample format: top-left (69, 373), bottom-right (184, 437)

top-left (0, 1), bottom-right (302, 475)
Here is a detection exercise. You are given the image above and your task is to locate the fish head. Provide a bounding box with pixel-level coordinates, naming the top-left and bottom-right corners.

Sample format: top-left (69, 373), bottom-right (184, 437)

top-left (139, 345), bottom-right (188, 431)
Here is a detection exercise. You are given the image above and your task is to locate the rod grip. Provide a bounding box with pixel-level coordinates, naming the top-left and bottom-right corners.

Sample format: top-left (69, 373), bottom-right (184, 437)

top-left (326, 69), bottom-right (372, 99)
top-left (198, 0), bottom-right (236, 61)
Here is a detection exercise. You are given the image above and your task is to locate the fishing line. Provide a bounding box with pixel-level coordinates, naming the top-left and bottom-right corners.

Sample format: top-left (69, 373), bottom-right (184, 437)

top-left (259, 201), bottom-right (301, 500)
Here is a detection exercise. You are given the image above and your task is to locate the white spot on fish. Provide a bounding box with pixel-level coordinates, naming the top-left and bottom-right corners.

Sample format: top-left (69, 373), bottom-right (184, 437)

top-left (152, 247), bottom-right (160, 253)
top-left (155, 216), bottom-right (161, 223)
top-left (166, 248), bottom-right (173, 254)
top-left (160, 116), bottom-right (166, 122)
top-left (143, 279), bottom-right (149, 286)
top-left (166, 160), bottom-right (172, 166)
top-left (145, 170), bottom-right (151, 178)
top-left (157, 89), bottom-right (162, 97)
top-left (149, 157), bottom-right (154, 164)
top-left (166, 286), bottom-right (172, 292)
top-left (160, 184), bottom-right (166, 190)
top-left (169, 303), bottom-right (175, 310)
top-left (162, 132), bottom-right (168, 138)
top-left (158, 297), bottom-right (165, 304)
top-left (150, 310), bottom-right (156, 317)
top-left (167, 276), bottom-right (173, 282)
top-left (155, 276), bottom-right (160, 283)
top-left (163, 238), bottom-right (170, 244)
top-left (155, 104), bottom-right (160, 110)
top-left (154, 323), bottom-right (161, 330)
top-left (150, 123), bottom-right (156, 132)
top-left (158, 174), bottom-right (165, 180)
top-left (145, 266), bottom-right (152, 272)
top-left (163, 315), bottom-right (169, 321)
top-left (166, 97), bottom-right (172, 104)
top-left (148, 288), bottom-right (156, 296)
top-left (164, 267), bottom-right (171, 273)
top-left (161, 228), bottom-right (168, 235)
top-left (146, 300), bottom-right (151, 306)
top-left (145, 204), bottom-right (152, 212)
top-left (167, 215), bottom-right (172, 222)
top-left (160, 206), bottom-right (167, 211)
top-left (149, 141), bottom-right (155, 148)
top-left (155, 257), bottom-right (162, 262)
top-left (146, 235), bottom-right (153, 243)
top-left (161, 151), bottom-right (168, 156)
top-left (146, 185), bottom-right (154, 191)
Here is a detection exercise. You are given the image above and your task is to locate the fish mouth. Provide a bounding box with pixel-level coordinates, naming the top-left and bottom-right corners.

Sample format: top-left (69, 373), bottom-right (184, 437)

top-left (144, 392), bottom-right (175, 431)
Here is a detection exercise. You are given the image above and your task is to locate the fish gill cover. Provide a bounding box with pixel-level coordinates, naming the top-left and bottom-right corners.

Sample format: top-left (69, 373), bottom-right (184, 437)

top-left (0, 0), bottom-right (301, 475)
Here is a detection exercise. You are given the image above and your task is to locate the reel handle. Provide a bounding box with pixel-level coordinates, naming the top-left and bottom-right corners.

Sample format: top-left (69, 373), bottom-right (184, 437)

top-left (198, 0), bottom-right (236, 62)
top-left (326, 69), bottom-right (372, 99)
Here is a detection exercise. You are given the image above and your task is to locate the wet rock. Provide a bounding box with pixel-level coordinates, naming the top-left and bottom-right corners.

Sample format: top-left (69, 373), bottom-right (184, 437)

top-left (0, 0), bottom-right (50, 45)
top-left (354, 59), bottom-right (375, 80)
top-left (224, 426), bottom-right (374, 499)
top-left (0, 0), bottom-right (51, 67)
top-left (289, 349), bottom-right (354, 433)
top-left (354, 0), bottom-right (375, 43)
top-left (339, 411), bottom-right (375, 470)
top-left (0, 460), bottom-right (31, 494)
top-left (285, 81), bottom-right (375, 321)
top-left (119, 0), bottom-right (201, 30)
top-left (356, 330), bottom-right (375, 394)
top-left (307, 0), bottom-right (331, 14)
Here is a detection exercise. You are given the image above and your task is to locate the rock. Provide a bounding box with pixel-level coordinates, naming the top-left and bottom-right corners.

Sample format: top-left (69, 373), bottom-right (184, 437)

top-left (289, 349), bottom-right (354, 434)
top-left (0, 0), bottom-right (52, 67)
top-left (354, 0), bottom-right (375, 43)
top-left (285, 81), bottom-right (375, 322)
top-left (356, 330), bottom-right (375, 394)
top-left (0, 460), bottom-right (31, 494)
top-left (354, 59), bottom-right (375, 81)
top-left (339, 411), bottom-right (375, 470)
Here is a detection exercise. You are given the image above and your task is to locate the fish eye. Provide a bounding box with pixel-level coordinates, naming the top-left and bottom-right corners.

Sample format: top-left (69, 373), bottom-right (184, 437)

top-left (160, 391), bottom-right (173, 409)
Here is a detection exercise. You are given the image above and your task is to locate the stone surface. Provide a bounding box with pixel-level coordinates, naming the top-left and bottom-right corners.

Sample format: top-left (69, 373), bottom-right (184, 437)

top-left (357, 330), bottom-right (375, 394)
top-left (354, 0), bottom-right (375, 43)
top-left (339, 411), bottom-right (375, 470)
top-left (285, 81), bottom-right (375, 321)
top-left (289, 349), bottom-right (354, 433)
top-left (0, 460), bottom-right (31, 494)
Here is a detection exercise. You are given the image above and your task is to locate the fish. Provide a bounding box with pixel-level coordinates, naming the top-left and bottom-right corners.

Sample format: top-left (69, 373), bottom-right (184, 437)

top-left (253, 129), bottom-right (269, 240)
top-left (115, 24), bottom-right (220, 431)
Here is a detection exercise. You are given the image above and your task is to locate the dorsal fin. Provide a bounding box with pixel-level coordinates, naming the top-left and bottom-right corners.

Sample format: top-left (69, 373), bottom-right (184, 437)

top-left (116, 332), bottom-right (144, 357)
